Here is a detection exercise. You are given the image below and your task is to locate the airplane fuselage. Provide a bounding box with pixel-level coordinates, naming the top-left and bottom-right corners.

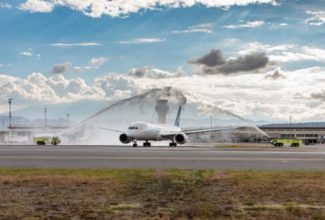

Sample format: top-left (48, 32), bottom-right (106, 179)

top-left (126, 122), bottom-right (183, 141)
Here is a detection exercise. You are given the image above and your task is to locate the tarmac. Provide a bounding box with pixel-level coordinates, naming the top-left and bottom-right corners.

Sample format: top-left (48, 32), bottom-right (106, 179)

top-left (0, 144), bottom-right (324, 170)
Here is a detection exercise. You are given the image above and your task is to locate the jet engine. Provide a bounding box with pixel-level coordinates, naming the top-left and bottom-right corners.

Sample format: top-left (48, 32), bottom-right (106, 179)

top-left (119, 133), bottom-right (131, 144)
top-left (173, 133), bottom-right (188, 145)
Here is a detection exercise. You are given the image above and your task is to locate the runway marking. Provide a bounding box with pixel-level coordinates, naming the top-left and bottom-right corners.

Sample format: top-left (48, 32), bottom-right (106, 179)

top-left (0, 156), bottom-right (323, 161)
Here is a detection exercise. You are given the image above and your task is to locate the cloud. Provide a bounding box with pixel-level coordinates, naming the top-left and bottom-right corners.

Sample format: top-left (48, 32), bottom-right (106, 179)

top-left (270, 22), bottom-right (288, 29)
top-left (264, 69), bottom-right (286, 80)
top-left (0, 63), bottom-right (11, 67)
top-left (172, 22), bottom-right (214, 34)
top-left (310, 89), bottom-right (325, 100)
top-left (305, 10), bottom-right (325, 26)
top-left (217, 52), bottom-right (269, 74)
top-left (90, 57), bottom-right (106, 66)
top-left (128, 66), bottom-right (184, 78)
top-left (51, 62), bottom-right (70, 74)
top-left (118, 38), bottom-right (165, 44)
top-left (0, 73), bottom-right (104, 105)
top-left (18, 0), bottom-right (278, 17)
top-left (2, 66), bottom-right (325, 121)
top-left (0, 2), bottom-right (12, 9)
top-left (188, 49), bottom-right (226, 67)
top-left (189, 49), bottom-right (269, 74)
top-left (73, 66), bottom-right (98, 72)
top-left (223, 20), bottom-right (265, 29)
top-left (19, 0), bottom-right (54, 13)
top-left (19, 51), bottom-right (33, 57)
top-left (49, 42), bottom-right (102, 48)
top-left (239, 42), bottom-right (325, 63)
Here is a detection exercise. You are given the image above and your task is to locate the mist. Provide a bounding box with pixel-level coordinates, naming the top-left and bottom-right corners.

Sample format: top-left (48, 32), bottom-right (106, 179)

top-left (61, 87), bottom-right (268, 145)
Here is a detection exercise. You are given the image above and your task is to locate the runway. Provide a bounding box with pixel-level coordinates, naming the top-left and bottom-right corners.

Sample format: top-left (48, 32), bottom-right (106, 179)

top-left (0, 145), bottom-right (324, 170)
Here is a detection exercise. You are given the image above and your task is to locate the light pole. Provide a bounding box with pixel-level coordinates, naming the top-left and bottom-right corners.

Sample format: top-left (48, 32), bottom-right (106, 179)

top-left (209, 115), bottom-right (212, 143)
top-left (44, 107), bottom-right (47, 133)
top-left (8, 98), bottom-right (12, 142)
top-left (67, 113), bottom-right (70, 127)
top-left (289, 115), bottom-right (292, 138)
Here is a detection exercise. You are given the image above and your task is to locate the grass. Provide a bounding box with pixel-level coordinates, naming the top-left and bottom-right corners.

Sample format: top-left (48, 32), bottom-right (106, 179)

top-left (0, 168), bottom-right (325, 219)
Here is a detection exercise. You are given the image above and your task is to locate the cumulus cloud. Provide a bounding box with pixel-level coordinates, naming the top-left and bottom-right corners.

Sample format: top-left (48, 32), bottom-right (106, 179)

top-left (0, 73), bottom-right (104, 105)
top-left (305, 10), bottom-right (325, 26)
top-left (90, 57), bottom-right (106, 66)
top-left (18, 0), bottom-right (278, 17)
top-left (94, 74), bottom-right (137, 98)
top-left (2, 66), bottom-right (325, 121)
top-left (49, 42), bottom-right (102, 48)
top-left (264, 69), bottom-right (286, 80)
top-left (51, 62), bottom-right (70, 74)
top-left (240, 42), bottom-right (325, 63)
top-left (310, 89), bottom-right (325, 100)
top-left (19, 0), bottom-right (54, 12)
top-left (223, 20), bottom-right (265, 29)
top-left (172, 22), bottom-right (214, 34)
top-left (189, 49), bottom-right (269, 74)
top-left (118, 38), bottom-right (165, 44)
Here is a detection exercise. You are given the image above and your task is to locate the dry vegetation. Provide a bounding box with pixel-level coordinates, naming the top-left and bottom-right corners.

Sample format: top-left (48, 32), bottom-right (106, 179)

top-left (0, 168), bottom-right (325, 219)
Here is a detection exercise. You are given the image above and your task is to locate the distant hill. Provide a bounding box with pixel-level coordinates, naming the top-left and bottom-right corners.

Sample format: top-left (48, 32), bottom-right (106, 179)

top-left (0, 115), bottom-right (69, 128)
top-left (0, 115), bottom-right (30, 128)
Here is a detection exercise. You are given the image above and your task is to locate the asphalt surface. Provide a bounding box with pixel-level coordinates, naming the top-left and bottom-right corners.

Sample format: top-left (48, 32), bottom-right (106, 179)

top-left (0, 144), bottom-right (324, 170)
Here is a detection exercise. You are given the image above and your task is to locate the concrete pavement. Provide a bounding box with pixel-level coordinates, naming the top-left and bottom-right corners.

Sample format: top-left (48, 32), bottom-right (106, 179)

top-left (0, 144), bottom-right (324, 170)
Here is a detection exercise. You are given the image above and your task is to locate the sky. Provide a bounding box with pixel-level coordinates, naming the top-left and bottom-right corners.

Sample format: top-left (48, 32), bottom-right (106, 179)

top-left (0, 0), bottom-right (324, 123)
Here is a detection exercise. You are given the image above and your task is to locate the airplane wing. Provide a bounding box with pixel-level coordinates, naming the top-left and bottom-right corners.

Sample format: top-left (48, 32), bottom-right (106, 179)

top-left (182, 127), bottom-right (237, 135)
top-left (97, 127), bottom-right (124, 133)
top-left (160, 127), bottom-right (237, 139)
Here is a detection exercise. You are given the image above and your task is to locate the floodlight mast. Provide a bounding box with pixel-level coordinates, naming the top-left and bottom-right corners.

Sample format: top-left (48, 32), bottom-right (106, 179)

top-left (8, 98), bottom-right (12, 142)
top-left (44, 107), bottom-right (47, 133)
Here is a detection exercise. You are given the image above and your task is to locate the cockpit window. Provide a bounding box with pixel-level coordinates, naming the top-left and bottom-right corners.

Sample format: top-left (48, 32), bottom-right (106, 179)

top-left (128, 126), bottom-right (139, 130)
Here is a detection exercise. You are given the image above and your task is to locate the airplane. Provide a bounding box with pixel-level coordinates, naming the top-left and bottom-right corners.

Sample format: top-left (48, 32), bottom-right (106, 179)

top-left (99, 106), bottom-right (237, 147)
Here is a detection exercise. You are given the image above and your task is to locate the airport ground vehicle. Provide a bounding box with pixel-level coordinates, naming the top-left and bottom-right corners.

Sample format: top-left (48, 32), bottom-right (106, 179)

top-left (271, 138), bottom-right (303, 147)
top-left (33, 136), bottom-right (61, 145)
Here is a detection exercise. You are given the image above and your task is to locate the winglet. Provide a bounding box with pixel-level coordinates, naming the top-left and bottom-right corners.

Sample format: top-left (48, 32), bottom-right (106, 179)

top-left (174, 106), bottom-right (182, 127)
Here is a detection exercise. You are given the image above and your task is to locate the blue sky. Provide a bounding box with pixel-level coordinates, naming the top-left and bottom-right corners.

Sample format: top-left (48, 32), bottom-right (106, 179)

top-left (0, 0), bottom-right (324, 122)
top-left (1, 0), bottom-right (324, 79)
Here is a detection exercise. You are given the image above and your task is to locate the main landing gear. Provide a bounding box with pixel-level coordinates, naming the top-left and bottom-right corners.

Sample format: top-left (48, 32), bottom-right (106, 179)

top-left (143, 141), bottom-right (151, 147)
top-left (133, 140), bottom-right (151, 147)
top-left (169, 142), bottom-right (177, 147)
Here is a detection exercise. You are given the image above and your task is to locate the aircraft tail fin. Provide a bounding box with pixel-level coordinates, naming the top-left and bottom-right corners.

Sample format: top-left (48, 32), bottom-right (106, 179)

top-left (174, 106), bottom-right (182, 127)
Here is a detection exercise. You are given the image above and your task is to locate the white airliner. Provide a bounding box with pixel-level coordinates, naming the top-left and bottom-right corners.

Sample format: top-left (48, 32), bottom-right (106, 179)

top-left (100, 106), bottom-right (236, 147)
